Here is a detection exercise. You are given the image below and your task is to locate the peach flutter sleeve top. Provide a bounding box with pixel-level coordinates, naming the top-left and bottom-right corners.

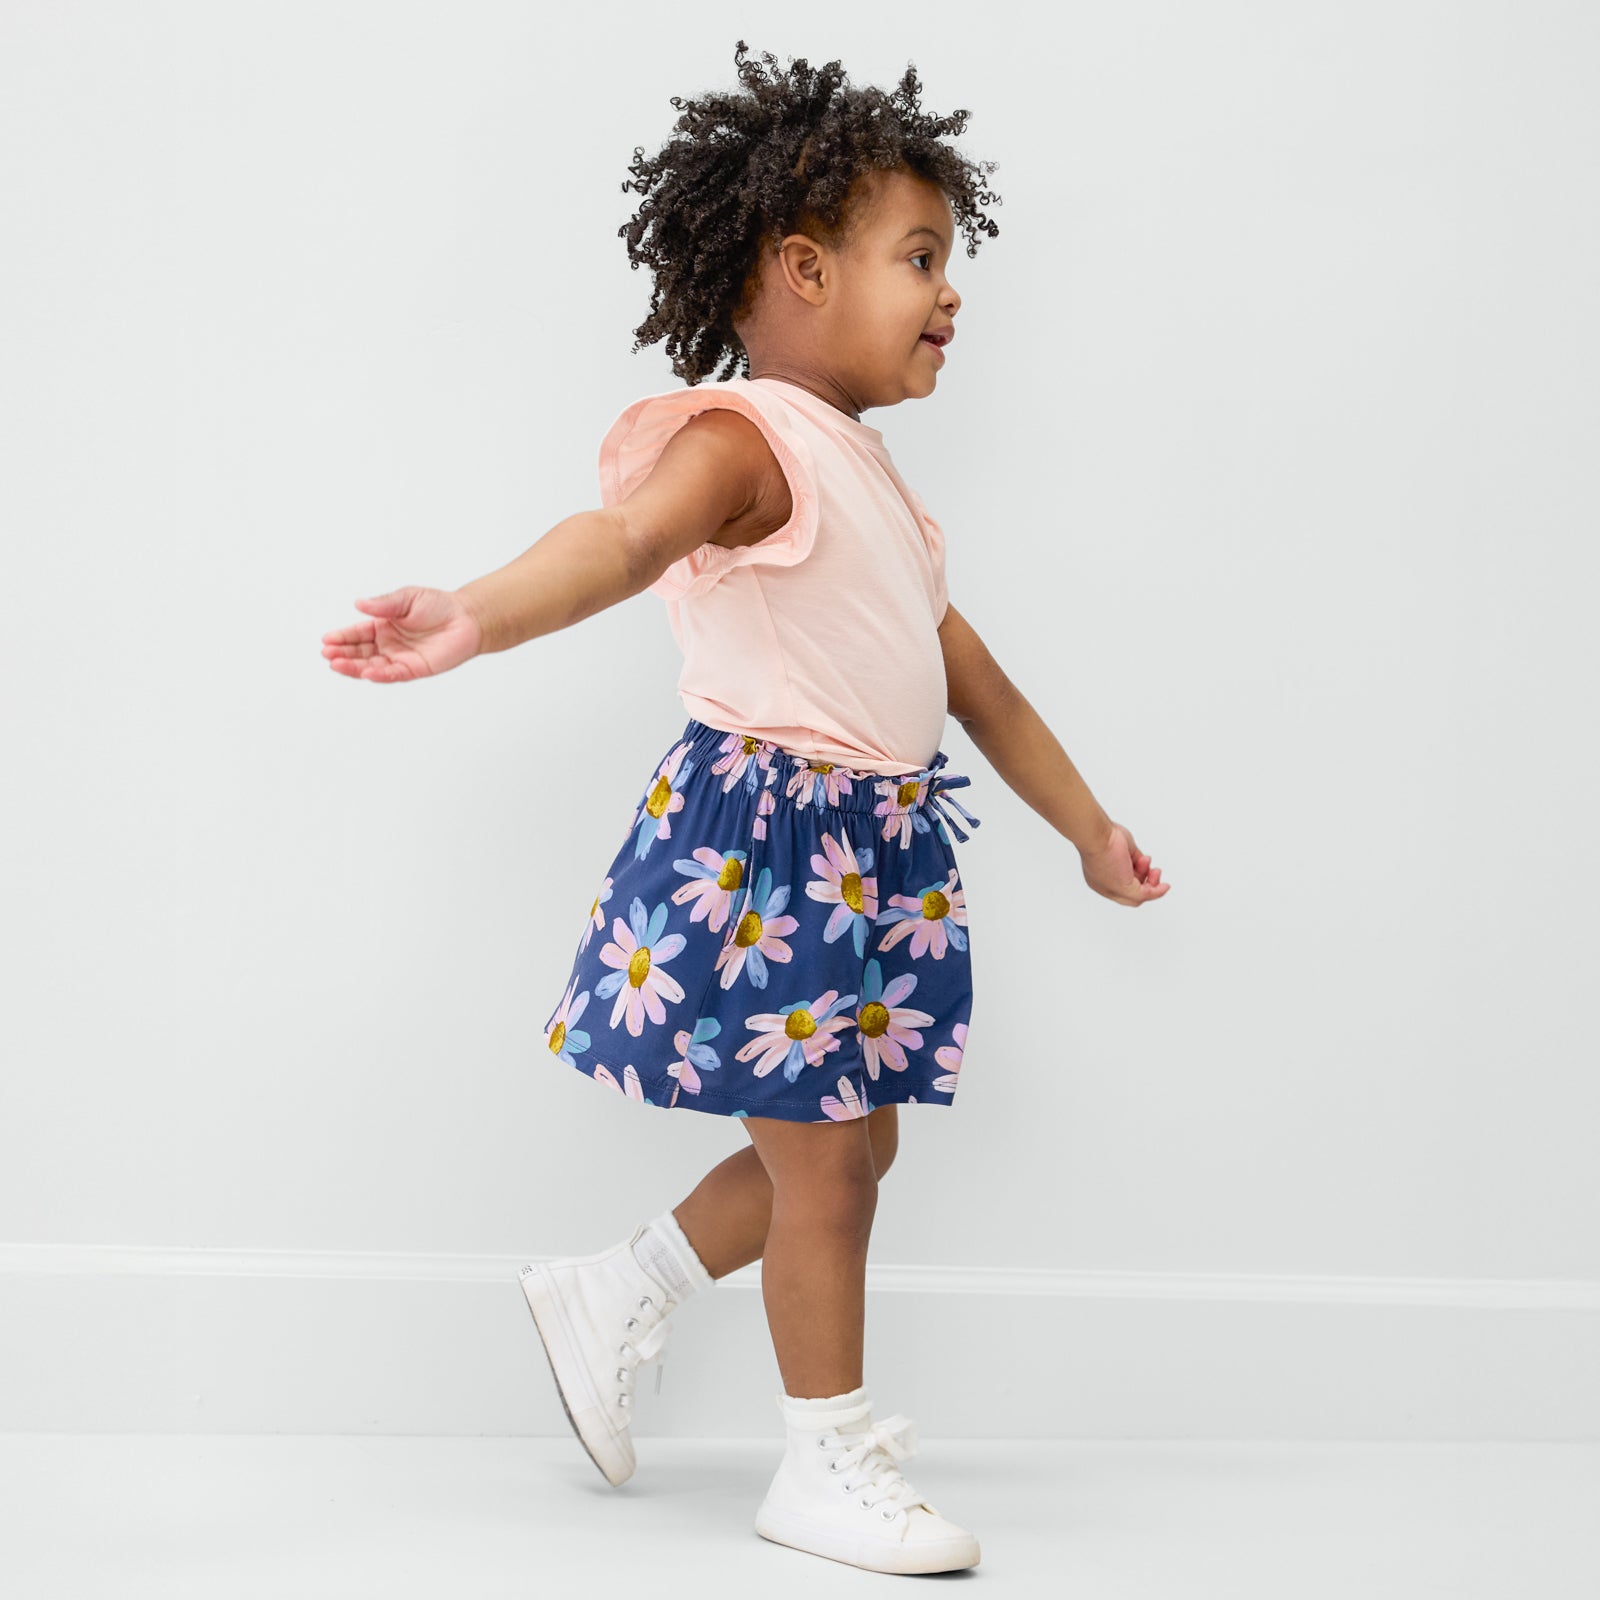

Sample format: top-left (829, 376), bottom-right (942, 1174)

top-left (596, 375), bottom-right (950, 779)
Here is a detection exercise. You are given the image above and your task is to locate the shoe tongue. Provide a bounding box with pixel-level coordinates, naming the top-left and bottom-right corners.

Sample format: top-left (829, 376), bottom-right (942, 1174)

top-left (631, 1231), bottom-right (687, 1300)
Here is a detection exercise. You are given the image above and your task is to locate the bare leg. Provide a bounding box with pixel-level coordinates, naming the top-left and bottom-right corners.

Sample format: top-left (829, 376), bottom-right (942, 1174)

top-left (718, 1111), bottom-right (881, 1397)
top-left (671, 1104), bottom-right (898, 1281)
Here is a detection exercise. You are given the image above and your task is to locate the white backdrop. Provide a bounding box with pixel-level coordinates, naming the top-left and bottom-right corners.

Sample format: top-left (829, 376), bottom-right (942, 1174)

top-left (3, 1), bottom-right (1596, 1439)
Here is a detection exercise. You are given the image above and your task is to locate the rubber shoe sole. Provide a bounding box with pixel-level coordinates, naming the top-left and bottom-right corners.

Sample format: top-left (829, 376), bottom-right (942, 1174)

top-left (518, 1262), bottom-right (635, 1487)
top-left (755, 1500), bottom-right (981, 1574)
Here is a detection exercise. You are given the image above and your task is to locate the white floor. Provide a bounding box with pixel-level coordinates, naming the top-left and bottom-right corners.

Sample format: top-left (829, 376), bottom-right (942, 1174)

top-left (2, 1435), bottom-right (1595, 1597)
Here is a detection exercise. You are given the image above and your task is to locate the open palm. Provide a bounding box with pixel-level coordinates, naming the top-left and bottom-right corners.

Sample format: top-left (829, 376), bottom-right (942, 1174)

top-left (320, 586), bottom-right (482, 682)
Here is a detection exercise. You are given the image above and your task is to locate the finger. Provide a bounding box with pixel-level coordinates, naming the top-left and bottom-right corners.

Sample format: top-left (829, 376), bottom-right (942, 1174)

top-left (321, 621), bottom-right (375, 645)
top-left (328, 654), bottom-right (405, 681)
top-left (354, 591), bottom-right (409, 615)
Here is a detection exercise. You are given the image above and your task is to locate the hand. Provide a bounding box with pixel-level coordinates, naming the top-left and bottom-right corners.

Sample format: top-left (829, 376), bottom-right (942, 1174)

top-left (320, 587), bottom-right (483, 682)
top-left (1080, 822), bottom-right (1170, 906)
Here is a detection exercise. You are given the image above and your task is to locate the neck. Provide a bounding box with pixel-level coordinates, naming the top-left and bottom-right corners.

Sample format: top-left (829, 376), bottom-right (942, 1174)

top-left (745, 365), bottom-right (866, 424)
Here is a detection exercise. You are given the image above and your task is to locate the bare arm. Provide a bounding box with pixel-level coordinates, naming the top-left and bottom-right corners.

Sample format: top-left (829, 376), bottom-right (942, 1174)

top-left (457, 408), bottom-right (787, 655)
top-left (940, 600), bottom-right (1113, 852)
top-left (939, 601), bottom-right (1169, 903)
top-left (455, 507), bottom-right (640, 655)
top-left (323, 407), bottom-right (790, 683)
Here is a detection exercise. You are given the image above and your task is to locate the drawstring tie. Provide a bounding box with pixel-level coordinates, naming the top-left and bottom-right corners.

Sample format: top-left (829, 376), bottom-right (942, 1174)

top-left (921, 750), bottom-right (983, 844)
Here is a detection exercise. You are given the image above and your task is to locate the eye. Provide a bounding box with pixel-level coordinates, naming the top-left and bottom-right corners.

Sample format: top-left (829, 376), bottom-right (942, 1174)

top-left (912, 251), bottom-right (933, 272)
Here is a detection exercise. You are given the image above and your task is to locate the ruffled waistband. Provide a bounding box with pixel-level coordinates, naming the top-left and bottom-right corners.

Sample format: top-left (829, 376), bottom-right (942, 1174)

top-left (678, 718), bottom-right (983, 842)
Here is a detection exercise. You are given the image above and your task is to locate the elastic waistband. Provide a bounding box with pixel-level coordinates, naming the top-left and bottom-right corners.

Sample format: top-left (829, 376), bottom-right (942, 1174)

top-left (678, 718), bottom-right (983, 842)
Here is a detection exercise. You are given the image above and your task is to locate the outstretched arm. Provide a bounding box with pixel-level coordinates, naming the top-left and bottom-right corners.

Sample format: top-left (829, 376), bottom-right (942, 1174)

top-left (459, 406), bottom-right (776, 654)
top-left (321, 407), bottom-right (778, 680)
top-left (938, 601), bottom-right (1169, 905)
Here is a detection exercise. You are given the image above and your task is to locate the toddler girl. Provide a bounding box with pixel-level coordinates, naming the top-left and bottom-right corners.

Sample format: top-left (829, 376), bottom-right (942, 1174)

top-left (320, 41), bottom-right (1168, 1576)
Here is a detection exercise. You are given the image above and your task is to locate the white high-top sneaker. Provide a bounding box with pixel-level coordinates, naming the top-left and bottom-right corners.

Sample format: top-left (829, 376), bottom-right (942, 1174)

top-left (755, 1386), bottom-right (981, 1574)
top-left (517, 1222), bottom-right (684, 1487)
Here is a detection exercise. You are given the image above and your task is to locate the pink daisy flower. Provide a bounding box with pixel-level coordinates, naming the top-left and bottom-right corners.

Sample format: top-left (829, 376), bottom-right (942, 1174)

top-left (710, 731), bottom-right (777, 794)
top-left (596, 895), bottom-right (687, 1036)
top-left (874, 868), bottom-right (970, 960)
top-left (671, 846), bottom-right (750, 935)
top-left (736, 988), bottom-right (859, 1082)
top-left (873, 774), bottom-right (930, 851)
top-left (786, 759), bottom-right (856, 812)
top-left (712, 864), bottom-right (798, 990)
top-left (633, 741), bottom-right (694, 855)
top-left (805, 827), bottom-right (879, 955)
top-left (851, 958), bottom-right (935, 1080)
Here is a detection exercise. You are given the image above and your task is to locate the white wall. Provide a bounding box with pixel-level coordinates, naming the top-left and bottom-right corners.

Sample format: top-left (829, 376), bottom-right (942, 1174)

top-left (3, 1), bottom-right (1596, 1437)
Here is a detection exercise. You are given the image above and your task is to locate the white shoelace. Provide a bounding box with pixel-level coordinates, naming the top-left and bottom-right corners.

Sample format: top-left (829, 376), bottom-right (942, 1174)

top-left (614, 1292), bottom-right (673, 1407)
top-left (824, 1415), bottom-right (926, 1516)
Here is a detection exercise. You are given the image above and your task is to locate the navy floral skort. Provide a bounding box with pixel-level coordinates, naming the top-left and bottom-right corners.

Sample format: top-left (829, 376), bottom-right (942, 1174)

top-left (539, 716), bottom-right (982, 1124)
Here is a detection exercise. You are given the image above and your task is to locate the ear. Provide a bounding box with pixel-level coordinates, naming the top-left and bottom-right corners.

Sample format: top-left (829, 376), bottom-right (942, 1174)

top-left (773, 232), bottom-right (830, 307)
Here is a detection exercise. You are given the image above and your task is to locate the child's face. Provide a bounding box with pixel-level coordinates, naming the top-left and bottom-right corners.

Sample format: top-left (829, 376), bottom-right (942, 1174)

top-left (830, 169), bottom-right (962, 405)
top-left (740, 166), bottom-right (962, 414)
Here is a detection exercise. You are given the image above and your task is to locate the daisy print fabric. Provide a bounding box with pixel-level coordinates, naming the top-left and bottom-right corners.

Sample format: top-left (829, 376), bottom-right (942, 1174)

top-left (540, 717), bottom-right (982, 1124)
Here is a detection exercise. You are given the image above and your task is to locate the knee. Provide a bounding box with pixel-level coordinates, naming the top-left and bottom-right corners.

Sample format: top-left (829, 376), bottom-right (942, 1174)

top-left (813, 1169), bottom-right (879, 1236)
top-left (749, 1118), bottom-right (881, 1225)
top-left (776, 1148), bottom-right (879, 1230)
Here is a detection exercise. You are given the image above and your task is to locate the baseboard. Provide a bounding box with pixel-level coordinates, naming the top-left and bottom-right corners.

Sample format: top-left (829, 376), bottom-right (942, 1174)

top-left (2, 1244), bottom-right (1595, 1439)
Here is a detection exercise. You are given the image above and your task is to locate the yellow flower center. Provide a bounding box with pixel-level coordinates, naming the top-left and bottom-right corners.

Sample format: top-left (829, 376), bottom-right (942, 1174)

top-left (549, 1021), bottom-right (567, 1053)
top-left (645, 775), bottom-right (673, 819)
top-left (741, 736), bottom-right (760, 755)
top-left (921, 888), bottom-right (950, 920)
top-left (735, 909), bottom-right (764, 948)
top-left (857, 1001), bottom-right (891, 1039)
top-left (717, 856), bottom-right (745, 892)
top-left (840, 872), bottom-right (864, 914)
top-left (897, 780), bottom-right (920, 807)
top-left (628, 946), bottom-right (652, 987)
top-left (784, 1009), bottom-right (817, 1041)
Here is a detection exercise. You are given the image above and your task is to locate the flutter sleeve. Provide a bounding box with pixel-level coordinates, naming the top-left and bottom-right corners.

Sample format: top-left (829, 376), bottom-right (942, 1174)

top-left (905, 486), bottom-right (950, 625)
top-left (596, 382), bottom-right (821, 603)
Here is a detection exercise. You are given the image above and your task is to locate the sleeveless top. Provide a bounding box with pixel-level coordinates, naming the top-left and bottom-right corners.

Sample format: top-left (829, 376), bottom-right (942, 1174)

top-left (596, 375), bottom-right (949, 778)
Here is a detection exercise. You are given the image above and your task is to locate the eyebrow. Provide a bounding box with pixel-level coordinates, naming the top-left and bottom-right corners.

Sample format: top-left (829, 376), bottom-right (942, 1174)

top-left (898, 224), bottom-right (951, 250)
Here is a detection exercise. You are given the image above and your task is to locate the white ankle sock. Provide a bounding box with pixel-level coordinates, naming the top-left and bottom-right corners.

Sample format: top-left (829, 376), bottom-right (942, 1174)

top-left (782, 1384), bottom-right (872, 1434)
top-left (631, 1209), bottom-right (716, 1302)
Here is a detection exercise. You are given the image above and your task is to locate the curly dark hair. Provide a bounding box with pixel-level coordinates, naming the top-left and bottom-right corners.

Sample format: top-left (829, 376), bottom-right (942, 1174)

top-left (617, 40), bottom-right (1002, 385)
